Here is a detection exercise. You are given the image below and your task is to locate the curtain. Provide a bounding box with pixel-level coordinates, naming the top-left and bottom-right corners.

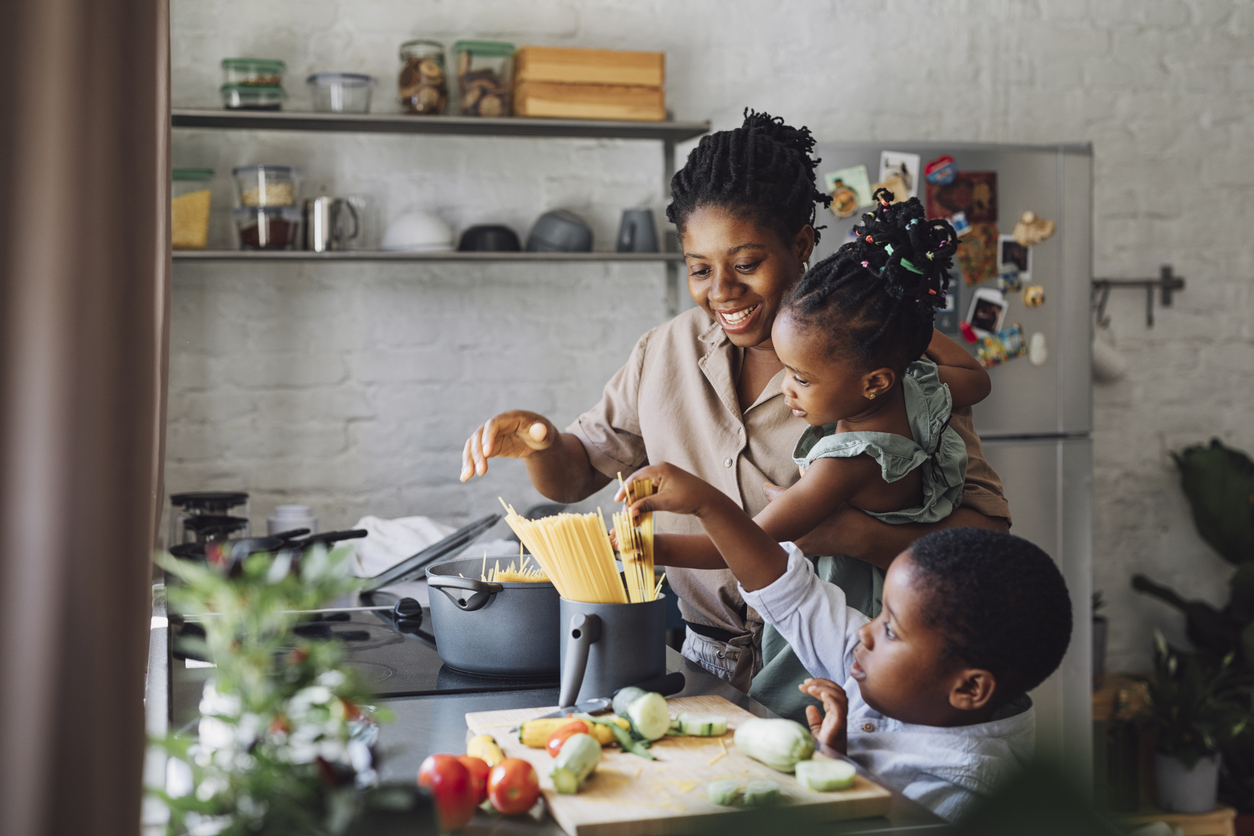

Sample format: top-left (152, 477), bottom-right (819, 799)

top-left (0, 0), bottom-right (170, 833)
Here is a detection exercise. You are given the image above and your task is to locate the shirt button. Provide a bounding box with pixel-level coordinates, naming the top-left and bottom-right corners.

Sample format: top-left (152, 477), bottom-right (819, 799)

top-left (724, 457), bottom-right (733, 468)
top-left (736, 426), bottom-right (743, 435)
top-left (862, 722), bottom-right (875, 732)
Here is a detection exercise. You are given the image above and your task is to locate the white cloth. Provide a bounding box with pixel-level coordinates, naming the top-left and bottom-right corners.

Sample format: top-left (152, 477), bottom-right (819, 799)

top-left (349, 515), bottom-right (518, 578)
top-left (740, 543), bottom-right (1036, 823)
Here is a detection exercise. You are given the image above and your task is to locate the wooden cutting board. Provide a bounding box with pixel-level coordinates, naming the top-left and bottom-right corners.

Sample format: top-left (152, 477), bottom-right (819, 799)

top-left (465, 695), bottom-right (892, 836)
top-left (513, 82), bottom-right (666, 122)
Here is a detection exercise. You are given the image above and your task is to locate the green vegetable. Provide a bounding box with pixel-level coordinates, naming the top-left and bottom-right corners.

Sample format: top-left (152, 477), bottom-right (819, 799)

top-left (606, 717), bottom-right (656, 760)
top-left (741, 780), bottom-right (781, 807)
top-left (707, 779), bottom-right (743, 806)
top-left (675, 712), bottom-right (727, 736)
top-left (733, 718), bottom-right (815, 773)
top-left (795, 759), bottom-right (857, 791)
top-left (611, 687), bottom-right (670, 741)
top-left (550, 733), bottom-right (601, 794)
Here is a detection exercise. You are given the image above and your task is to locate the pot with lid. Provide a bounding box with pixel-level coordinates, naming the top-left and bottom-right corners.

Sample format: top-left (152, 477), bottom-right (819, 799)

top-left (169, 491), bottom-right (250, 547)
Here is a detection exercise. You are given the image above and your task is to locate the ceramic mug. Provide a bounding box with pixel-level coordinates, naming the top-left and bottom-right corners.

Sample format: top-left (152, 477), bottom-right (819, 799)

top-left (617, 208), bottom-right (659, 253)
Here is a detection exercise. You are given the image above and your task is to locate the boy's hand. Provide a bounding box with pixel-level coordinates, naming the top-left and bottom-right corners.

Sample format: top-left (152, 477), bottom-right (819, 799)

top-left (615, 463), bottom-right (726, 522)
top-left (801, 678), bottom-right (848, 755)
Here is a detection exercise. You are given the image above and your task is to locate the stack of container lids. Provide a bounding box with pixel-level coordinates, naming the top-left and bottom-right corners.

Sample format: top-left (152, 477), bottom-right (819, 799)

top-left (513, 46), bottom-right (665, 122)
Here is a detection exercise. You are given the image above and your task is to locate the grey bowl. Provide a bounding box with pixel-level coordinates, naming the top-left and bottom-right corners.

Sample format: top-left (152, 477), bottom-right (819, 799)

top-left (526, 209), bottom-right (594, 252)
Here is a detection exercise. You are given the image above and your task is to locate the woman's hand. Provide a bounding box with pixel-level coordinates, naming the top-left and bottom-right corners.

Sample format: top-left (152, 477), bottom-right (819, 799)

top-left (460, 411), bottom-right (558, 482)
top-left (801, 678), bottom-right (849, 756)
top-left (615, 463), bottom-right (725, 521)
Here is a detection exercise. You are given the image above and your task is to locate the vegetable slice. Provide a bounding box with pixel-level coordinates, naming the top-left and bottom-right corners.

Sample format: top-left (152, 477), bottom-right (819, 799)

top-left (550, 733), bottom-right (601, 794)
top-left (612, 688), bottom-right (671, 741)
top-left (795, 759), bottom-right (857, 791)
top-left (675, 712), bottom-right (728, 736)
top-left (607, 719), bottom-right (657, 760)
top-left (707, 779), bottom-right (743, 806)
top-left (742, 780), bottom-right (781, 807)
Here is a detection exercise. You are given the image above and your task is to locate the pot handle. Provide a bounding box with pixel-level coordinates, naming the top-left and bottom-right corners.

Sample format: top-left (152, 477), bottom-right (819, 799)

top-left (558, 613), bottom-right (602, 709)
top-left (427, 576), bottom-right (503, 612)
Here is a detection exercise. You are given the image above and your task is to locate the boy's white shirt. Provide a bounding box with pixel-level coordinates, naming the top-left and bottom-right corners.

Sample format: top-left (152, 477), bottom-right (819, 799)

top-left (740, 543), bottom-right (1035, 823)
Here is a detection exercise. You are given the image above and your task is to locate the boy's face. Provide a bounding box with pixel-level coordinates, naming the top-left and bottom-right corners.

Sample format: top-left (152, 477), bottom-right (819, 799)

top-left (852, 552), bottom-right (970, 726)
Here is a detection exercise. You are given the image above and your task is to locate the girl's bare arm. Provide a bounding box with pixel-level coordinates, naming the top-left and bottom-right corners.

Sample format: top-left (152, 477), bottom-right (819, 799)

top-left (925, 329), bottom-right (991, 409)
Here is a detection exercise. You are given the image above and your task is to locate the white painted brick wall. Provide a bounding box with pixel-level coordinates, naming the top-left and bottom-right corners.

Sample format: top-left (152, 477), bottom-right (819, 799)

top-left (169, 0), bottom-right (1254, 671)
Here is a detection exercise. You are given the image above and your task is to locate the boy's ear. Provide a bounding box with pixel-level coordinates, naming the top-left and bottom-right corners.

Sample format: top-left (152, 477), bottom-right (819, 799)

top-left (949, 669), bottom-right (997, 712)
top-left (863, 368), bottom-right (897, 399)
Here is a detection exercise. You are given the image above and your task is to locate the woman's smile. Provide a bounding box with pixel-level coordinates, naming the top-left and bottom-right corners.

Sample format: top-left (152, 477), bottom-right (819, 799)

top-left (714, 303), bottom-right (761, 332)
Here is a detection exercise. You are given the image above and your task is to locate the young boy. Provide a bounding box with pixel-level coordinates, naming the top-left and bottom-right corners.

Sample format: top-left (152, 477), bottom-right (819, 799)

top-left (618, 463), bottom-right (1072, 823)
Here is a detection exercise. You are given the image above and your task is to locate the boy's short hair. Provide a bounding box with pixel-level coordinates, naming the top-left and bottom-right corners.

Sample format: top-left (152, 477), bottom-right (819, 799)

top-left (909, 528), bottom-right (1072, 701)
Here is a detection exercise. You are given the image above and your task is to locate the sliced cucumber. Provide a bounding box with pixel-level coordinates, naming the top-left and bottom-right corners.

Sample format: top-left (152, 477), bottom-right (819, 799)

top-left (675, 712), bottom-right (728, 736)
top-left (550, 733), bottom-right (601, 794)
top-left (795, 759), bottom-right (857, 792)
top-left (742, 780), bottom-right (781, 807)
top-left (611, 688), bottom-right (670, 741)
top-left (707, 779), bottom-right (743, 806)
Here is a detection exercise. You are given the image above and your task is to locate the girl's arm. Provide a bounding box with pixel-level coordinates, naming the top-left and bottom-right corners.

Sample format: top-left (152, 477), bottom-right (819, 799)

top-left (925, 329), bottom-right (991, 409)
top-left (637, 456), bottom-right (879, 571)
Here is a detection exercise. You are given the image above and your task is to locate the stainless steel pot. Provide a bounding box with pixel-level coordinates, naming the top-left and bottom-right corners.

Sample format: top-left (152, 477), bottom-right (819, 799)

top-left (426, 556), bottom-right (561, 677)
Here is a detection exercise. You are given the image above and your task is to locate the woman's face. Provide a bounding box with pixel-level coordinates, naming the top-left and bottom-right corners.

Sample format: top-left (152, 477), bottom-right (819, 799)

top-left (680, 206), bottom-right (815, 350)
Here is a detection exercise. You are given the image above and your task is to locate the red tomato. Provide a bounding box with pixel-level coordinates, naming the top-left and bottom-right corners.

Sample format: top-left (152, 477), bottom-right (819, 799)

top-left (545, 719), bottom-right (591, 759)
top-left (417, 754), bottom-right (477, 831)
top-left (488, 758), bottom-right (541, 815)
top-left (457, 755), bottom-right (490, 805)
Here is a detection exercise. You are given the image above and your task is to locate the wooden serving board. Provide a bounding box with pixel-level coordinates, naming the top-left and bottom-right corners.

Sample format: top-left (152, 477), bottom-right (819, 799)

top-left (466, 695), bottom-right (892, 836)
top-left (513, 82), bottom-right (666, 122)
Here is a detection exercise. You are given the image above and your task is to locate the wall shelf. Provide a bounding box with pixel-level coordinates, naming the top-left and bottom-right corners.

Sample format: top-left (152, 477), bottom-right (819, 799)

top-left (172, 108), bottom-right (710, 143)
top-left (173, 250), bottom-right (686, 263)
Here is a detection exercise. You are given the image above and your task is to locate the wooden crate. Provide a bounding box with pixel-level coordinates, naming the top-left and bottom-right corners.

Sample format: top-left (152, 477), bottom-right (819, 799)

top-left (514, 81), bottom-right (665, 122)
top-left (515, 46), bottom-right (665, 88)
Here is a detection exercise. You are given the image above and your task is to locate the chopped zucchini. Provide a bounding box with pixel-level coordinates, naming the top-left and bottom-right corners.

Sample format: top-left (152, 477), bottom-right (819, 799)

top-left (707, 779), bottom-right (743, 806)
top-left (467, 734), bottom-right (505, 767)
top-left (519, 716), bottom-right (619, 748)
top-left (606, 719), bottom-right (656, 760)
top-left (675, 712), bottom-right (728, 736)
top-left (611, 688), bottom-right (670, 741)
top-left (741, 780), bottom-right (781, 807)
top-left (733, 718), bottom-right (814, 773)
top-left (550, 733), bottom-right (601, 794)
top-left (795, 759), bottom-right (857, 791)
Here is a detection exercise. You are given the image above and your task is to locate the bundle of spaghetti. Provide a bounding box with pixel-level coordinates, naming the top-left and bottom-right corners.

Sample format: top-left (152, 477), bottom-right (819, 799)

top-left (480, 553), bottom-right (549, 583)
top-left (613, 475), bottom-right (658, 602)
top-left (499, 499), bottom-right (627, 603)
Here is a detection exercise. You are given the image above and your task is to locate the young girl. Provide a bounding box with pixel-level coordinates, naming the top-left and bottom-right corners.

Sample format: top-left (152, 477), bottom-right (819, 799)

top-left (650, 191), bottom-right (991, 602)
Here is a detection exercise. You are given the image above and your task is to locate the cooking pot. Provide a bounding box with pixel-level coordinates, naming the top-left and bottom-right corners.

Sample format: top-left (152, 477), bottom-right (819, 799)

top-left (458, 224), bottom-right (521, 252)
top-left (426, 556), bottom-right (560, 677)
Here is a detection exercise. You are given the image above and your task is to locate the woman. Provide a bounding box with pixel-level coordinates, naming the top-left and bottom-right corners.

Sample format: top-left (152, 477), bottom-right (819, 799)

top-left (460, 111), bottom-right (1010, 719)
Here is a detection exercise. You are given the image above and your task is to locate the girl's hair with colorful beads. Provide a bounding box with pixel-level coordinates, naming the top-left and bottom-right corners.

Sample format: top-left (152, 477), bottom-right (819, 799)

top-left (666, 109), bottom-right (833, 245)
top-left (785, 189), bottom-right (958, 373)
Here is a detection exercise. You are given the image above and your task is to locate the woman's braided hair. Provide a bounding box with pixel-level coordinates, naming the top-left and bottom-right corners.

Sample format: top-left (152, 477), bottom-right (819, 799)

top-left (666, 109), bottom-right (832, 245)
top-left (784, 189), bottom-right (958, 373)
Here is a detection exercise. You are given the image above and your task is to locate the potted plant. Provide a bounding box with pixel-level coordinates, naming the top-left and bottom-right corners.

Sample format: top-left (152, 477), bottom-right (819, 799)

top-left (1143, 632), bottom-right (1251, 813)
top-left (1093, 591), bottom-right (1108, 687)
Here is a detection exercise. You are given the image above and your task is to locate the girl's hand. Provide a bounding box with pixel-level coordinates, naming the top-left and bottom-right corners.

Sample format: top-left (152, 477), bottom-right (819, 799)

top-left (615, 463), bottom-right (724, 522)
top-left (801, 678), bottom-right (849, 755)
top-left (460, 411), bottom-right (558, 482)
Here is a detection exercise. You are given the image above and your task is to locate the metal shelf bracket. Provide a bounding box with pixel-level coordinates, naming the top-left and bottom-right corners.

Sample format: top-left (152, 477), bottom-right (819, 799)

top-left (1091, 264), bottom-right (1185, 328)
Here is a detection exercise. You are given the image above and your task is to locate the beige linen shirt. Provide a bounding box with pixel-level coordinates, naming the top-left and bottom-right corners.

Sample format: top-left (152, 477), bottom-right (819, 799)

top-left (568, 306), bottom-right (1010, 636)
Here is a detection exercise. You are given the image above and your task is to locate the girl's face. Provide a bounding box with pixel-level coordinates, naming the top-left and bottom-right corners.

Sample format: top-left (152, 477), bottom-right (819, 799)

top-left (773, 311), bottom-right (876, 426)
top-left (680, 206), bottom-right (815, 350)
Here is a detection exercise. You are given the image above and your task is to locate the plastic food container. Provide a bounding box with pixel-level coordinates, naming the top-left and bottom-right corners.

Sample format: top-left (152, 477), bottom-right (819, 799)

top-left (398, 40), bottom-right (447, 115)
top-left (232, 165), bottom-right (300, 207)
top-left (234, 207), bottom-right (303, 250)
top-left (221, 58), bottom-right (286, 87)
top-left (307, 72), bottom-right (374, 113)
top-left (171, 168), bottom-right (214, 250)
top-left (452, 40), bottom-right (513, 116)
top-left (220, 84), bottom-right (286, 111)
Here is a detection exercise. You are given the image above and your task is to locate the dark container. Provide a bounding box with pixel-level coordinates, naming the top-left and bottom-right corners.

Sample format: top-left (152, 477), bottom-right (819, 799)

top-left (558, 597), bottom-right (666, 705)
top-left (526, 210), bottom-right (593, 252)
top-left (457, 224), bottom-right (521, 252)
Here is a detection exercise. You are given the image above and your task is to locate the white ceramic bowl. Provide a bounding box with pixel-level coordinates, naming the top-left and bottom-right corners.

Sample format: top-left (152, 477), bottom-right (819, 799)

top-left (381, 211), bottom-right (454, 252)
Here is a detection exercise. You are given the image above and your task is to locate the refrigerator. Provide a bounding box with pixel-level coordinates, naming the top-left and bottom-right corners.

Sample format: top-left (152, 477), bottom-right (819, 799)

top-left (811, 142), bottom-right (1094, 781)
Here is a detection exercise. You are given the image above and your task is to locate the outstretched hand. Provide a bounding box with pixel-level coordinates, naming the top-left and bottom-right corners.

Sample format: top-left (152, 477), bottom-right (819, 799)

top-left (460, 410), bottom-right (557, 482)
top-left (614, 463), bottom-right (725, 522)
top-left (801, 677), bottom-right (849, 756)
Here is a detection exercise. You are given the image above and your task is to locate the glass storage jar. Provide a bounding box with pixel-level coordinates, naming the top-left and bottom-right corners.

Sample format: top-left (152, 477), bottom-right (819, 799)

top-left (232, 164), bottom-right (301, 207)
top-left (452, 40), bottom-right (514, 117)
top-left (398, 40), bottom-right (447, 115)
top-left (307, 72), bottom-right (375, 113)
top-left (171, 168), bottom-right (214, 250)
top-left (233, 207), bottom-right (303, 250)
top-left (221, 58), bottom-right (286, 87)
top-left (220, 84), bottom-right (286, 111)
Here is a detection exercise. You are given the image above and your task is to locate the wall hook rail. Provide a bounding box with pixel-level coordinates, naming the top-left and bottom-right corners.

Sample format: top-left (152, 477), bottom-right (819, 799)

top-left (1091, 264), bottom-right (1185, 328)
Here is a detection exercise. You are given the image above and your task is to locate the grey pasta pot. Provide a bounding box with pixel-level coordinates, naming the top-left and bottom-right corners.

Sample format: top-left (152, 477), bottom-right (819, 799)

top-left (426, 556), bottom-right (561, 677)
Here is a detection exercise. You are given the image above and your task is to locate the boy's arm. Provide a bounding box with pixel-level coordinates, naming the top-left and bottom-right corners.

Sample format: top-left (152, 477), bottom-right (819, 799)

top-left (925, 329), bottom-right (991, 409)
top-left (649, 456), bottom-right (878, 570)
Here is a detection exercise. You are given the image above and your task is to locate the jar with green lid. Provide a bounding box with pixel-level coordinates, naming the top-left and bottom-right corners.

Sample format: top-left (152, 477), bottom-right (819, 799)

top-left (452, 40), bottom-right (514, 117)
top-left (221, 58), bottom-right (286, 87)
top-left (398, 40), bottom-right (447, 115)
top-left (172, 169), bottom-right (214, 250)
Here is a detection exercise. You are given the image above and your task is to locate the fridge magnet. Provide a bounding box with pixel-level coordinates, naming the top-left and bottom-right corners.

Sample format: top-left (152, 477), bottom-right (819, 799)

top-left (997, 268), bottom-right (1022, 293)
top-left (1013, 211), bottom-right (1056, 247)
top-left (976, 323), bottom-right (1028, 368)
top-left (1029, 331), bottom-right (1048, 366)
top-left (824, 165), bottom-right (872, 218)
top-left (998, 234), bottom-right (1031, 282)
top-left (950, 211), bottom-right (971, 236)
top-left (925, 171), bottom-right (997, 224)
top-left (1022, 284), bottom-right (1046, 308)
top-left (879, 151), bottom-right (922, 199)
top-left (924, 155), bottom-right (957, 185)
top-left (966, 286), bottom-right (1008, 337)
top-left (871, 173), bottom-right (909, 204)
top-left (959, 321), bottom-right (978, 343)
top-left (956, 222), bottom-right (1000, 286)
